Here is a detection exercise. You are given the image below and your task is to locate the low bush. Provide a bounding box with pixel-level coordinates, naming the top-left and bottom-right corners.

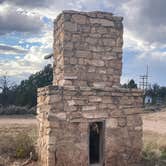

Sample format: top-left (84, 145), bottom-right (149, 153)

top-left (142, 142), bottom-right (166, 166)
top-left (142, 142), bottom-right (160, 160)
top-left (160, 146), bottom-right (166, 160)
top-left (0, 133), bottom-right (37, 159)
top-left (0, 105), bottom-right (36, 115)
top-left (15, 134), bottom-right (35, 158)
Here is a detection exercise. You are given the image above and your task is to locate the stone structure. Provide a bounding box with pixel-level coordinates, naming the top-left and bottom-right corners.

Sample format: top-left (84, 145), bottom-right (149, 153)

top-left (37, 11), bottom-right (143, 166)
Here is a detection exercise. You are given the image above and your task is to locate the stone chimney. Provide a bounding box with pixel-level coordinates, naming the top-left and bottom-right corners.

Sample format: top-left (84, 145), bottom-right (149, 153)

top-left (53, 10), bottom-right (123, 88)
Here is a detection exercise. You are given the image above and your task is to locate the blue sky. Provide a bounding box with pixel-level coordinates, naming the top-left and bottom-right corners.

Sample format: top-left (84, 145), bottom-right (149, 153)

top-left (0, 0), bottom-right (166, 86)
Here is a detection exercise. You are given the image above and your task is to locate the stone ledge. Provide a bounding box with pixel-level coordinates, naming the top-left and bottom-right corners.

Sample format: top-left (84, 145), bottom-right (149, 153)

top-left (54, 10), bottom-right (123, 29)
top-left (38, 85), bottom-right (143, 95)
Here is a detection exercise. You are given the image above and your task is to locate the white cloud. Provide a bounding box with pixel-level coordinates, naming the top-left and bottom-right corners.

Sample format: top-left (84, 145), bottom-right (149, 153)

top-left (26, 29), bottom-right (53, 49)
top-left (121, 0), bottom-right (166, 46)
top-left (0, 44), bottom-right (28, 55)
top-left (0, 4), bottom-right (44, 35)
top-left (0, 43), bottom-right (52, 78)
top-left (138, 50), bottom-right (166, 62)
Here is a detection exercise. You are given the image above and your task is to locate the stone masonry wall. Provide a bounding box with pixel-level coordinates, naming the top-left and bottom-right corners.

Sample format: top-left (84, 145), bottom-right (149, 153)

top-left (53, 11), bottom-right (123, 87)
top-left (37, 10), bottom-right (143, 166)
top-left (37, 85), bottom-right (143, 166)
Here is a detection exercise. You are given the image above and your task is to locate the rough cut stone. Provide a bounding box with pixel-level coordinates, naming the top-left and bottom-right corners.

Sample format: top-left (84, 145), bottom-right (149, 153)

top-left (89, 96), bottom-right (102, 102)
top-left (90, 18), bottom-right (114, 27)
top-left (53, 12), bottom-right (123, 87)
top-left (37, 10), bottom-right (143, 166)
top-left (82, 106), bottom-right (96, 111)
top-left (83, 112), bottom-right (108, 119)
top-left (64, 21), bottom-right (77, 32)
top-left (106, 118), bottom-right (118, 128)
top-left (72, 14), bottom-right (87, 24)
top-left (91, 59), bottom-right (105, 66)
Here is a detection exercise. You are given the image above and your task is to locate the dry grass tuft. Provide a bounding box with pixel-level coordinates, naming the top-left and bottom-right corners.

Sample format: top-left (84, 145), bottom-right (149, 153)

top-left (142, 131), bottom-right (166, 165)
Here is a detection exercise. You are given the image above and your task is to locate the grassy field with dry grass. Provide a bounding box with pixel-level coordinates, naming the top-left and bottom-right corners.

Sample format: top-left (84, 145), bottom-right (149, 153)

top-left (0, 111), bottom-right (166, 165)
top-left (143, 110), bottom-right (166, 149)
top-left (142, 111), bottom-right (166, 165)
top-left (0, 115), bottom-right (37, 166)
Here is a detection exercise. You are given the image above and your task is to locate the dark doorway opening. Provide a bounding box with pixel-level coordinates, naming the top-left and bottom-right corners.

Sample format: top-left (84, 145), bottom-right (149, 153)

top-left (89, 122), bottom-right (104, 165)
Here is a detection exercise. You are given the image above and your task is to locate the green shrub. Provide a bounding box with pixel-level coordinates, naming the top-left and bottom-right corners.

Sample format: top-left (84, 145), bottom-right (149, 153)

top-left (161, 151), bottom-right (166, 160)
top-left (142, 142), bottom-right (166, 166)
top-left (14, 134), bottom-right (35, 158)
top-left (160, 146), bottom-right (166, 160)
top-left (0, 133), bottom-right (36, 159)
top-left (142, 142), bottom-right (161, 161)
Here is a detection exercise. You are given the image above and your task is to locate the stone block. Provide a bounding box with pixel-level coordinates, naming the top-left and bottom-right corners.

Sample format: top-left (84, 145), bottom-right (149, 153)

top-left (86, 37), bottom-right (98, 45)
top-left (89, 96), bottom-right (102, 102)
top-left (72, 14), bottom-right (87, 24)
top-left (64, 21), bottom-right (77, 32)
top-left (93, 82), bottom-right (106, 88)
top-left (83, 111), bottom-right (108, 119)
top-left (106, 118), bottom-right (118, 128)
top-left (82, 106), bottom-right (96, 111)
top-left (90, 18), bottom-right (114, 27)
top-left (91, 59), bottom-right (105, 67)
top-left (67, 100), bottom-right (75, 106)
top-left (118, 118), bottom-right (127, 127)
top-left (75, 50), bottom-right (91, 58)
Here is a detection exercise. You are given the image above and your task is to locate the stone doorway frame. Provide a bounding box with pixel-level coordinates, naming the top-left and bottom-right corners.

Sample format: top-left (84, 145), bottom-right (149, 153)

top-left (89, 121), bottom-right (105, 166)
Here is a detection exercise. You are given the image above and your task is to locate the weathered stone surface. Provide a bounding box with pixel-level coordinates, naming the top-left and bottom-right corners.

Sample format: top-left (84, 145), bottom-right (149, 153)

top-left (89, 96), bottom-right (102, 102)
top-left (82, 106), bottom-right (96, 111)
top-left (53, 10), bottom-right (123, 87)
top-left (72, 14), bottom-right (87, 24)
top-left (83, 111), bottom-right (108, 119)
top-left (38, 10), bottom-right (143, 166)
top-left (75, 50), bottom-right (91, 58)
top-left (93, 82), bottom-right (106, 88)
top-left (106, 118), bottom-right (118, 128)
top-left (64, 21), bottom-right (77, 32)
top-left (90, 18), bottom-right (114, 27)
top-left (91, 59), bottom-right (105, 66)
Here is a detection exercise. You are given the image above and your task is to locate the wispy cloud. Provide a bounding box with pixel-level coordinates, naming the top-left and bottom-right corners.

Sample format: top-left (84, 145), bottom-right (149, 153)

top-left (0, 44), bottom-right (28, 55)
top-left (0, 4), bottom-right (44, 35)
top-left (121, 0), bottom-right (166, 46)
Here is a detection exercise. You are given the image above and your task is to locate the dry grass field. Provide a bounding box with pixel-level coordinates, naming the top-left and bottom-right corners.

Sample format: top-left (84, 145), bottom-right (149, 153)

top-left (0, 111), bottom-right (166, 165)
top-left (143, 110), bottom-right (166, 153)
top-left (142, 111), bottom-right (166, 165)
top-left (0, 115), bottom-right (37, 166)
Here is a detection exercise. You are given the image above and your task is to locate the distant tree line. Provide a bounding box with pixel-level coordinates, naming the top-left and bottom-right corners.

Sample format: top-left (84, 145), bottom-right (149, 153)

top-left (145, 84), bottom-right (166, 104)
top-left (0, 64), bottom-right (53, 108)
top-left (122, 79), bottom-right (138, 89)
top-left (0, 65), bottom-right (166, 114)
top-left (122, 80), bottom-right (166, 105)
top-left (0, 69), bottom-right (138, 112)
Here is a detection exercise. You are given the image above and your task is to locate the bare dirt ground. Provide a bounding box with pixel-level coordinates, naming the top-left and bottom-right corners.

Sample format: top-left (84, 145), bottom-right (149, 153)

top-left (0, 115), bottom-right (37, 126)
top-left (142, 110), bottom-right (166, 154)
top-left (0, 115), bottom-right (37, 137)
top-left (0, 111), bottom-right (166, 134)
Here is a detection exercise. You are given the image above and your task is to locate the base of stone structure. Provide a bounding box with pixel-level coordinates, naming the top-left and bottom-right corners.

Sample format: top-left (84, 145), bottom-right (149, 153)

top-left (37, 85), bottom-right (143, 166)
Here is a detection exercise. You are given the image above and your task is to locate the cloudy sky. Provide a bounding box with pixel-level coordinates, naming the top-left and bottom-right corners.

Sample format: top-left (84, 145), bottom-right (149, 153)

top-left (0, 0), bottom-right (165, 86)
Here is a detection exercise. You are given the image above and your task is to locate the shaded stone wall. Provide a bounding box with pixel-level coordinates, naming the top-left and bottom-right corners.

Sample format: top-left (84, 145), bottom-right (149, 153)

top-left (53, 11), bottom-right (123, 87)
top-left (37, 10), bottom-right (143, 166)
